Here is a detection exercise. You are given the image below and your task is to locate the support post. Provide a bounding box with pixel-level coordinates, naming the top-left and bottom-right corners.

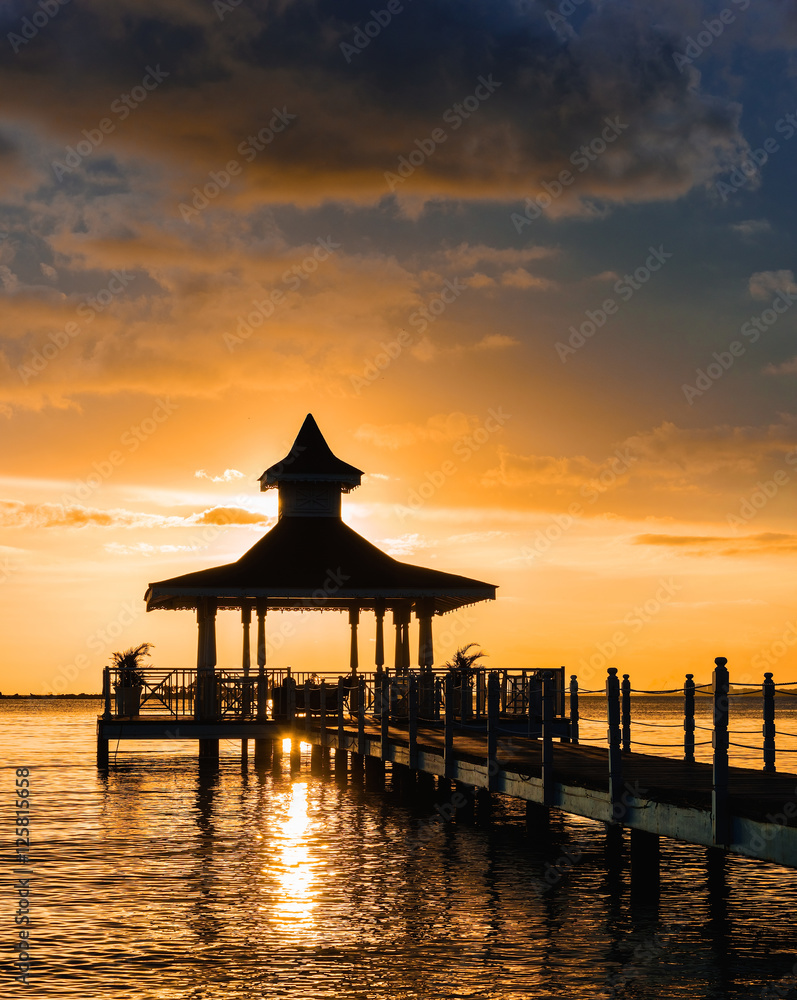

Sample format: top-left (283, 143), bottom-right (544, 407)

top-left (256, 600), bottom-right (267, 721)
top-left (357, 676), bottom-right (366, 755)
top-left (374, 601), bottom-right (385, 676)
top-left (408, 675), bottom-right (418, 770)
top-left (433, 677), bottom-right (442, 721)
top-left (349, 605), bottom-right (359, 675)
top-left (381, 676), bottom-right (390, 762)
top-left (287, 672), bottom-right (296, 723)
top-left (763, 672), bottom-right (776, 773)
top-left (542, 669), bottom-right (554, 806)
top-left (305, 679), bottom-right (312, 740)
top-left (96, 730), bottom-right (109, 768)
top-left (444, 671), bottom-right (454, 780)
top-left (241, 604), bottom-right (252, 717)
top-left (461, 669), bottom-right (470, 724)
top-left (501, 670), bottom-right (508, 714)
top-left (393, 609), bottom-right (402, 674)
top-left (684, 673), bottom-right (695, 764)
top-left (569, 675), bottom-right (579, 744)
top-left (606, 667), bottom-right (623, 817)
top-left (621, 673), bottom-right (631, 753)
top-left (102, 666), bottom-right (112, 720)
top-left (320, 680), bottom-right (327, 749)
top-left (337, 677), bottom-right (345, 747)
top-left (487, 671), bottom-right (499, 791)
top-left (712, 656), bottom-right (730, 847)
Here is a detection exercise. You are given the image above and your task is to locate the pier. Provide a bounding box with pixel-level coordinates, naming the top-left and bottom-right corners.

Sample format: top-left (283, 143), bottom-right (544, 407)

top-left (97, 658), bottom-right (797, 869)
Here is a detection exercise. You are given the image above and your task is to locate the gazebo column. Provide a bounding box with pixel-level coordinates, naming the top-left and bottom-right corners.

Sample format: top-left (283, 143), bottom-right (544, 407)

top-left (417, 599), bottom-right (435, 717)
top-left (241, 603), bottom-right (252, 764)
top-left (401, 611), bottom-right (411, 674)
top-left (196, 598), bottom-right (219, 760)
top-left (349, 605), bottom-right (360, 714)
top-left (254, 599), bottom-right (269, 765)
top-left (374, 600), bottom-right (385, 678)
top-left (393, 609), bottom-right (403, 674)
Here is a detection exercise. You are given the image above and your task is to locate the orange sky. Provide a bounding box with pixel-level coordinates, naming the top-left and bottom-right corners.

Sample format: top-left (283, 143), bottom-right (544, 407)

top-left (1, 0), bottom-right (797, 693)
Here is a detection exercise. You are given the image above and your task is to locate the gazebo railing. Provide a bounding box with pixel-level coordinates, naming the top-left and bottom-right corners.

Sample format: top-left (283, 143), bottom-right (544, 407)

top-left (101, 665), bottom-right (569, 726)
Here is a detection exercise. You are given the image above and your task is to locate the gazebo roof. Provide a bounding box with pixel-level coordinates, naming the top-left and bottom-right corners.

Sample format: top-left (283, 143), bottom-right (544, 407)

top-left (145, 414), bottom-right (497, 615)
top-left (145, 516), bottom-right (496, 613)
top-left (259, 413), bottom-right (363, 489)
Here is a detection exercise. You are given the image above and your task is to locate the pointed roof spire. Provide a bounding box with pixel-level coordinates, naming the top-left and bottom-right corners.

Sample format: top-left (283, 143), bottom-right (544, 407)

top-left (259, 414), bottom-right (363, 491)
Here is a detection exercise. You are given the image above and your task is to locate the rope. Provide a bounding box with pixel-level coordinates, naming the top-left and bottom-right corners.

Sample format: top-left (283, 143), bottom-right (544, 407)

top-left (728, 741), bottom-right (763, 751)
top-left (624, 719), bottom-right (683, 728)
top-left (629, 687), bottom-right (687, 694)
top-left (630, 740), bottom-right (689, 748)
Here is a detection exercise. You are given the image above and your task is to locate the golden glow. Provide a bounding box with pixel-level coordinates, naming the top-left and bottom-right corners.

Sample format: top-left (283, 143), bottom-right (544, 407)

top-left (271, 782), bottom-right (316, 930)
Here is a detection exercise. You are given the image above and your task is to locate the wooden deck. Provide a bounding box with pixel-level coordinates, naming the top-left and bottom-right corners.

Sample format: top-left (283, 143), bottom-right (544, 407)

top-left (97, 713), bottom-right (797, 868)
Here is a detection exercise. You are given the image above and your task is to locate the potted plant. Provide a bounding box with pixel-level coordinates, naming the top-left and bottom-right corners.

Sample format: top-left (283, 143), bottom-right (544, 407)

top-left (111, 643), bottom-right (153, 717)
top-left (444, 643), bottom-right (488, 717)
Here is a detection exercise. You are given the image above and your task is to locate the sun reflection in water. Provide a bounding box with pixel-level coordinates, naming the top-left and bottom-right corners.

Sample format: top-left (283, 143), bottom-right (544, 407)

top-left (271, 781), bottom-right (317, 931)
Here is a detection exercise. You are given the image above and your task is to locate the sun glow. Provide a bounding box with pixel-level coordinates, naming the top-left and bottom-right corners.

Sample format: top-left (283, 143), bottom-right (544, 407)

top-left (271, 781), bottom-right (317, 930)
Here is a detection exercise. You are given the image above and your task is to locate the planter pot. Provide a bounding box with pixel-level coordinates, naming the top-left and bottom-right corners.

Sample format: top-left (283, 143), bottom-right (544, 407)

top-left (115, 685), bottom-right (143, 717)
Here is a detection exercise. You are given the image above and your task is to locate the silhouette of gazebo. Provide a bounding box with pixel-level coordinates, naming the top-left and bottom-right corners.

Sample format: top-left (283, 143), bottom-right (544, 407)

top-left (145, 414), bottom-right (496, 712)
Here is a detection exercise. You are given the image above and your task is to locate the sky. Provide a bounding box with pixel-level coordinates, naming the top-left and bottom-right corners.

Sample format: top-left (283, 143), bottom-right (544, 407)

top-left (1, 0), bottom-right (797, 694)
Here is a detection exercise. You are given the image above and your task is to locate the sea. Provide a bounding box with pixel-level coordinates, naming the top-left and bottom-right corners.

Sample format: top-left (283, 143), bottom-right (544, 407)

top-left (2, 695), bottom-right (797, 999)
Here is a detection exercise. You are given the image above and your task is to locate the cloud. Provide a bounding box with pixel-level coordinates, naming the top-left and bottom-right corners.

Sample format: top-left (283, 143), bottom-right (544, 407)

top-left (499, 268), bottom-right (557, 291)
top-left (633, 532), bottom-right (797, 557)
top-left (442, 244), bottom-right (555, 269)
top-left (0, 500), bottom-right (270, 530)
top-left (765, 357), bottom-right (797, 376)
top-left (195, 468), bottom-right (247, 483)
top-left (748, 270), bottom-right (797, 301)
top-left (730, 219), bottom-right (771, 238)
top-left (0, 0), bottom-right (749, 212)
top-left (355, 412), bottom-right (481, 449)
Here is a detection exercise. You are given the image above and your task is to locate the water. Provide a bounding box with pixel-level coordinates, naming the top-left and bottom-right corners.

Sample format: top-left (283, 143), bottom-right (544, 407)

top-left (3, 698), bottom-right (797, 999)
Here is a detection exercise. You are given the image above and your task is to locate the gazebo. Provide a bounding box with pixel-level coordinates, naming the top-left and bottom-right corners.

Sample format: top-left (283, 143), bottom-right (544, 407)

top-left (145, 414), bottom-right (497, 718)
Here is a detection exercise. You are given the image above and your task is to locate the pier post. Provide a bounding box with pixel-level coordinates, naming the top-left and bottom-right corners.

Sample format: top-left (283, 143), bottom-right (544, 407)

top-left (569, 675), bottom-right (579, 744)
top-left (381, 676), bottom-right (390, 762)
top-left (253, 735), bottom-right (269, 766)
top-left (712, 656), bottom-right (730, 847)
top-left (684, 673), bottom-right (695, 763)
top-left (542, 670), bottom-right (554, 805)
top-left (621, 674), bottom-right (631, 753)
top-left (501, 669), bottom-right (508, 714)
top-left (763, 672), bottom-right (776, 772)
top-left (487, 670), bottom-right (499, 791)
top-left (461, 669), bottom-right (470, 723)
top-left (408, 675), bottom-right (418, 770)
top-left (287, 673), bottom-right (296, 723)
top-left (365, 755), bottom-right (384, 790)
top-left (96, 728), bottom-right (109, 768)
top-left (337, 676), bottom-right (345, 746)
top-left (606, 668), bottom-right (624, 817)
top-left (630, 828), bottom-right (660, 910)
top-left (310, 742), bottom-right (323, 775)
top-left (241, 739), bottom-right (248, 767)
top-left (305, 679), bottom-right (312, 742)
top-left (444, 672), bottom-right (454, 780)
top-left (433, 677), bottom-right (442, 722)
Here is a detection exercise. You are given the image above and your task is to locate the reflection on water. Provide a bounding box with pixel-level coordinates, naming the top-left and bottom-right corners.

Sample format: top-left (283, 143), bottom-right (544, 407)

top-left (2, 700), bottom-right (797, 999)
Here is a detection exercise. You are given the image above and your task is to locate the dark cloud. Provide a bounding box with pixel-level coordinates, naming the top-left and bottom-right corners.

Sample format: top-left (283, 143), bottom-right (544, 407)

top-left (0, 0), bottom-right (749, 206)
